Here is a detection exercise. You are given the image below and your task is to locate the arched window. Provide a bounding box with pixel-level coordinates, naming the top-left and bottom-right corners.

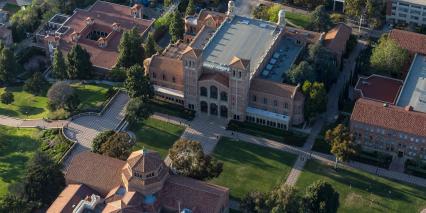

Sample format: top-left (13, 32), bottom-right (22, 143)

top-left (210, 103), bottom-right (218, 115)
top-left (200, 87), bottom-right (207, 97)
top-left (162, 74), bottom-right (166, 81)
top-left (220, 92), bottom-right (228, 102)
top-left (210, 86), bottom-right (218, 99)
top-left (220, 106), bottom-right (228, 118)
top-left (200, 101), bottom-right (208, 113)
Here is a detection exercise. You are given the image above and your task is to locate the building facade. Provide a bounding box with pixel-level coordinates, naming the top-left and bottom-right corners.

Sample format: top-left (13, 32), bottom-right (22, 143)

top-left (386, 0), bottom-right (426, 26)
top-left (146, 3), bottom-right (346, 130)
top-left (350, 98), bottom-right (426, 160)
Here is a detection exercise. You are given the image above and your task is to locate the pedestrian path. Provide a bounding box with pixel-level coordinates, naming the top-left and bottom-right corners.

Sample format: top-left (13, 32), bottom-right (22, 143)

top-left (0, 115), bottom-right (68, 129)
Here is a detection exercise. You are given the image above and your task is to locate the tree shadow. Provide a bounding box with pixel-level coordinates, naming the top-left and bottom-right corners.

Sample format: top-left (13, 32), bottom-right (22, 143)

top-left (18, 105), bottom-right (45, 116)
top-left (0, 107), bottom-right (19, 117)
top-left (0, 154), bottom-right (29, 183)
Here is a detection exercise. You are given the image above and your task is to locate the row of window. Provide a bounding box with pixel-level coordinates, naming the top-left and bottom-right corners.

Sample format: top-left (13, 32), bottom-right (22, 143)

top-left (353, 125), bottom-right (426, 144)
top-left (200, 86), bottom-right (228, 101)
top-left (152, 72), bottom-right (177, 83)
top-left (246, 116), bottom-right (287, 129)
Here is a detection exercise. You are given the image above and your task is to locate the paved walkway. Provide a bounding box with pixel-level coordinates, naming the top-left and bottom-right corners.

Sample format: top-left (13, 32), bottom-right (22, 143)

top-left (0, 115), bottom-right (68, 129)
top-left (62, 92), bottom-right (130, 167)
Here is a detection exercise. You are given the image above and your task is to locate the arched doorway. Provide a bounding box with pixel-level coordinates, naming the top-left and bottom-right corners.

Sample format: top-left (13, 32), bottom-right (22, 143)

top-left (210, 103), bottom-right (218, 116)
top-left (200, 101), bottom-right (208, 113)
top-left (220, 106), bottom-right (228, 118)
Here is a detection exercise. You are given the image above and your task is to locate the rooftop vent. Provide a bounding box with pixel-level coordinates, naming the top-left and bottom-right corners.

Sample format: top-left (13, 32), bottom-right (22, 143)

top-left (383, 103), bottom-right (388, 107)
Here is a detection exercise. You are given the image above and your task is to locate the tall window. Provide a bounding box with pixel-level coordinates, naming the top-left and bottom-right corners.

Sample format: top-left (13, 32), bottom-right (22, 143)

top-left (253, 95), bottom-right (257, 102)
top-left (263, 98), bottom-right (267, 104)
top-left (220, 92), bottom-right (228, 102)
top-left (200, 87), bottom-right (207, 97)
top-left (210, 86), bottom-right (218, 99)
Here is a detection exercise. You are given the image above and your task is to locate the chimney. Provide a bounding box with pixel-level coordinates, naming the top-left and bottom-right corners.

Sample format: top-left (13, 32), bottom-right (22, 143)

top-left (383, 103), bottom-right (388, 107)
top-left (405, 105), bottom-right (413, 111)
top-left (97, 37), bottom-right (107, 48)
top-left (71, 31), bottom-right (80, 42)
top-left (85, 17), bottom-right (94, 25)
top-left (131, 4), bottom-right (143, 19)
top-left (112, 23), bottom-right (120, 32)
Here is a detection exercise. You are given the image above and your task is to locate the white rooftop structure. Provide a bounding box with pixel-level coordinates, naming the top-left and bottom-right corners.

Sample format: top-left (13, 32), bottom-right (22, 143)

top-left (396, 54), bottom-right (426, 113)
top-left (246, 107), bottom-right (290, 123)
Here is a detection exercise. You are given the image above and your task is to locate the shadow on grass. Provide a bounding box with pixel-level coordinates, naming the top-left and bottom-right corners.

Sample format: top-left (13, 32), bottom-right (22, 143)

top-left (0, 155), bottom-right (29, 183)
top-left (0, 107), bottom-right (19, 117)
top-left (213, 138), bottom-right (297, 171)
top-left (18, 106), bottom-right (45, 116)
top-left (306, 160), bottom-right (426, 204)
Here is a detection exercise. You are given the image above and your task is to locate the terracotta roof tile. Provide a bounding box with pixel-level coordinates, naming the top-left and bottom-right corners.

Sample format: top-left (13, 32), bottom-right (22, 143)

top-left (229, 56), bottom-right (250, 70)
top-left (126, 150), bottom-right (163, 173)
top-left (148, 55), bottom-right (184, 89)
top-left (389, 29), bottom-right (426, 55)
top-left (199, 72), bottom-right (229, 87)
top-left (351, 98), bottom-right (426, 137)
top-left (355, 74), bottom-right (403, 104)
top-left (250, 78), bottom-right (299, 99)
top-left (324, 23), bottom-right (352, 55)
top-left (47, 184), bottom-right (97, 213)
top-left (65, 152), bottom-right (125, 196)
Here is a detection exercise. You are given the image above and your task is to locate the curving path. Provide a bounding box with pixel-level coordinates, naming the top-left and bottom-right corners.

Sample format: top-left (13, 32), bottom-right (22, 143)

top-left (62, 92), bottom-right (130, 167)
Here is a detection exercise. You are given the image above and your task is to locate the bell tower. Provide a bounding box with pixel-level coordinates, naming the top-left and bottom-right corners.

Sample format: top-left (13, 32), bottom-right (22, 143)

top-left (181, 46), bottom-right (203, 111)
top-left (228, 56), bottom-right (250, 121)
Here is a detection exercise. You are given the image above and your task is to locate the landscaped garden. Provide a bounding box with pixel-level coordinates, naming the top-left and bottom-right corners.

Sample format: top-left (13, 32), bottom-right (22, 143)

top-left (296, 160), bottom-right (426, 213)
top-left (210, 137), bottom-right (297, 200)
top-left (227, 120), bottom-right (308, 147)
top-left (133, 118), bottom-right (185, 158)
top-left (0, 126), bottom-right (73, 198)
top-left (0, 83), bottom-right (112, 119)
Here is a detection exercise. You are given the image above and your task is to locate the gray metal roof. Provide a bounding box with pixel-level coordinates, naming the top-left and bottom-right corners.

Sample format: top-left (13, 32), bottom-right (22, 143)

top-left (396, 54), bottom-right (426, 113)
top-left (203, 16), bottom-right (280, 74)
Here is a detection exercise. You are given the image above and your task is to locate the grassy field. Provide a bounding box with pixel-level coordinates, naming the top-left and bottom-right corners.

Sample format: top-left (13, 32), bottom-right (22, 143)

top-left (210, 137), bottom-right (297, 200)
top-left (285, 11), bottom-right (311, 29)
top-left (0, 126), bottom-right (40, 198)
top-left (296, 160), bottom-right (426, 213)
top-left (0, 84), bottom-right (111, 119)
top-left (133, 118), bottom-right (185, 158)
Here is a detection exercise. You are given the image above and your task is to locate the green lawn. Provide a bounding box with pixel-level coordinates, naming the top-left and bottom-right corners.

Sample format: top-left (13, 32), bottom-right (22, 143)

top-left (133, 118), bottom-right (185, 158)
top-left (0, 84), bottom-right (111, 119)
top-left (285, 11), bottom-right (311, 29)
top-left (0, 87), bottom-right (49, 119)
top-left (149, 99), bottom-right (195, 120)
top-left (227, 120), bottom-right (308, 147)
top-left (296, 160), bottom-right (426, 213)
top-left (210, 137), bottom-right (297, 200)
top-left (0, 126), bottom-right (40, 198)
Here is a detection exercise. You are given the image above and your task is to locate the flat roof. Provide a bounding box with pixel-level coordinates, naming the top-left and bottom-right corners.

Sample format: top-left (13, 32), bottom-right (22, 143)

top-left (246, 107), bottom-right (289, 122)
top-left (154, 85), bottom-right (184, 98)
top-left (259, 37), bottom-right (303, 83)
top-left (355, 74), bottom-right (403, 104)
top-left (396, 54), bottom-right (426, 113)
top-left (203, 16), bottom-right (280, 74)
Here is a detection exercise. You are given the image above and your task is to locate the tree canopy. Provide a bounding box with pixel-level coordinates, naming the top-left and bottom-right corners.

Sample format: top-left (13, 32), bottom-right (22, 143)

top-left (287, 61), bottom-right (316, 85)
top-left (47, 81), bottom-right (80, 111)
top-left (325, 124), bottom-right (360, 168)
top-left (302, 180), bottom-right (339, 213)
top-left (307, 43), bottom-right (338, 88)
top-left (124, 64), bottom-right (154, 99)
top-left (92, 130), bottom-right (116, 153)
top-left (52, 49), bottom-right (67, 80)
top-left (24, 72), bottom-right (49, 96)
top-left (344, 0), bottom-right (385, 28)
top-left (169, 11), bottom-right (185, 43)
top-left (125, 97), bottom-right (153, 127)
top-left (117, 28), bottom-right (145, 68)
top-left (370, 36), bottom-right (408, 77)
top-left (144, 33), bottom-right (158, 59)
top-left (0, 91), bottom-right (14, 105)
top-left (67, 44), bottom-right (93, 79)
top-left (169, 139), bottom-right (223, 180)
top-left (309, 5), bottom-right (332, 32)
top-left (98, 132), bottom-right (132, 160)
top-left (302, 81), bottom-right (327, 120)
top-left (185, 0), bottom-right (196, 16)
top-left (0, 47), bottom-right (17, 85)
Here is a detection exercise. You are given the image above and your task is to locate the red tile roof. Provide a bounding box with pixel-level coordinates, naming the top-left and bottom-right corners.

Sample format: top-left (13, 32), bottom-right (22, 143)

top-left (355, 74), bottom-right (403, 104)
top-left (199, 72), bottom-right (229, 87)
top-left (389, 29), bottom-right (426, 55)
top-left (53, 1), bottom-right (153, 69)
top-left (250, 78), bottom-right (302, 100)
top-left (351, 98), bottom-right (426, 137)
top-left (47, 184), bottom-right (97, 213)
top-left (65, 152), bottom-right (126, 196)
top-left (324, 23), bottom-right (352, 56)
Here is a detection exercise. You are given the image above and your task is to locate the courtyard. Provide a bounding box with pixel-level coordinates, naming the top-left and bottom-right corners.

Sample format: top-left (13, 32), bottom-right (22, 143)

top-left (296, 160), bottom-right (426, 213)
top-left (210, 137), bottom-right (297, 200)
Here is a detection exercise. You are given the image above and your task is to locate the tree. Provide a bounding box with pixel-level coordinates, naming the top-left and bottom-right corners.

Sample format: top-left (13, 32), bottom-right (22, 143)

top-left (308, 43), bottom-right (338, 88)
top-left (125, 97), bottom-right (152, 127)
top-left (1, 92), bottom-right (14, 105)
top-left (124, 64), bottom-right (154, 99)
top-left (240, 191), bottom-right (268, 213)
top-left (302, 81), bottom-right (327, 120)
top-left (370, 36), bottom-right (408, 77)
top-left (267, 5), bottom-right (283, 22)
top-left (185, 0), bottom-right (196, 16)
top-left (267, 185), bottom-right (301, 213)
top-left (302, 180), bottom-right (339, 213)
top-left (98, 132), bottom-right (132, 160)
top-left (52, 49), bottom-right (67, 79)
top-left (144, 33), bottom-right (157, 59)
top-left (0, 194), bottom-right (36, 213)
top-left (92, 130), bottom-right (115, 153)
top-left (287, 61), bottom-right (316, 85)
top-left (309, 5), bottom-right (332, 32)
top-left (22, 152), bottom-right (65, 205)
top-left (164, 0), bottom-right (172, 7)
top-left (325, 124), bottom-right (360, 168)
top-left (169, 139), bottom-right (223, 180)
top-left (117, 28), bottom-right (144, 68)
top-left (344, 0), bottom-right (364, 17)
top-left (23, 72), bottom-right (48, 95)
top-left (169, 11), bottom-right (185, 43)
top-left (67, 44), bottom-right (93, 79)
top-left (344, 0), bottom-right (385, 29)
top-left (47, 81), bottom-right (79, 111)
top-left (0, 47), bottom-right (17, 85)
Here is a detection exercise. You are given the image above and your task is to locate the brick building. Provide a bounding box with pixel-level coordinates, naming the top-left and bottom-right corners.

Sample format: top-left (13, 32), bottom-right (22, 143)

top-left (144, 2), bottom-right (352, 130)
